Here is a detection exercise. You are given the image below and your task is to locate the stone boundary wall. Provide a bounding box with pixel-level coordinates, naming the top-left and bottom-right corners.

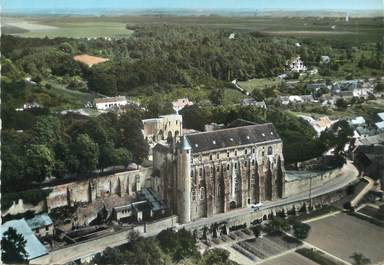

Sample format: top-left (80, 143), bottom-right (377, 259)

top-left (285, 167), bottom-right (342, 197)
top-left (144, 215), bottom-right (178, 233)
top-left (3, 168), bottom-right (154, 216)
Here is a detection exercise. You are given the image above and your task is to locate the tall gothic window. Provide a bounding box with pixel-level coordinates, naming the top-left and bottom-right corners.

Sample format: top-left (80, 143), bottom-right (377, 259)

top-left (191, 189), bottom-right (196, 201)
top-left (235, 177), bottom-right (240, 192)
top-left (200, 187), bottom-right (205, 200)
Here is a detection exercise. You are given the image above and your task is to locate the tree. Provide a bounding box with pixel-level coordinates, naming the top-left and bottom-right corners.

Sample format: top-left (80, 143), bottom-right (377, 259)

top-left (374, 82), bottom-right (384, 92)
top-left (251, 88), bottom-right (265, 101)
top-left (1, 227), bottom-right (28, 264)
top-left (350, 253), bottom-right (371, 265)
top-left (201, 249), bottom-right (231, 265)
top-left (335, 98), bottom-right (348, 110)
top-left (209, 87), bottom-right (225, 105)
top-left (319, 120), bottom-right (353, 154)
top-left (31, 116), bottom-right (63, 146)
top-left (156, 228), bottom-right (198, 262)
top-left (118, 112), bottom-right (148, 164)
top-left (73, 133), bottom-right (99, 174)
top-left (114, 148), bottom-right (133, 168)
top-left (128, 238), bottom-right (171, 265)
top-left (251, 225), bottom-right (262, 238)
top-left (292, 221), bottom-right (311, 239)
top-left (25, 144), bottom-right (55, 182)
top-left (266, 217), bottom-right (290, 234)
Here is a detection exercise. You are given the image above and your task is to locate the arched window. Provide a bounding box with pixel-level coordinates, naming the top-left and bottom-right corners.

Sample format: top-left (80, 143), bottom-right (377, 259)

top-left (200, 187), bottom-right (205, 200)
top-left (227, 164), bottom-right (230, 170)
top-left (191, 189), bottom-right (196, 201)
top-left (268, 146), bottom-right (273, 155)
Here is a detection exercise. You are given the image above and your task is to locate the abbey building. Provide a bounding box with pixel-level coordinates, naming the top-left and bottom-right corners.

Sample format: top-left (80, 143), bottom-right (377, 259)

top-left (153, 123), bottom-right (286, 223)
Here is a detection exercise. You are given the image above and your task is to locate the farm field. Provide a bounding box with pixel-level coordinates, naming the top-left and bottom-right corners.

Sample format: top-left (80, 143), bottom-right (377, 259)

top-left (2, 17), bottom-right (133, 38)
top-left (2, 15), bottom-right (383, 40)
top-left (305, 212), bottom-right (384, 264)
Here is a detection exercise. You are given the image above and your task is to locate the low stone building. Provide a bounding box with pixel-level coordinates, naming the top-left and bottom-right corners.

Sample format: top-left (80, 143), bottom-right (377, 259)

top-left (94, 96), bottom-right (128, 110)
top-left (142, 114), bottom-right (183, 145)
top-left (26, 213), bottom-right (54, 238)
top-left (153, 123), bottom-right (286, 223)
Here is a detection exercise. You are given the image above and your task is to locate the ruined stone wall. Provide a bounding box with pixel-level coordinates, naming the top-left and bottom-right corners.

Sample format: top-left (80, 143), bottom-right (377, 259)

top-left (2, 168), bottom-right (154, 216)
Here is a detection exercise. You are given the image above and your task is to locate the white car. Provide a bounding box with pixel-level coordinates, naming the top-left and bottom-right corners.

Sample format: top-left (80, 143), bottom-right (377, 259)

top-left (250, 203), bottom-right (264, 210)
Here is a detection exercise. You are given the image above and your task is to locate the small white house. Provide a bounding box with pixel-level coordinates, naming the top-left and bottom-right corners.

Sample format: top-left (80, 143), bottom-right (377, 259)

top-left (320, 56), bottom-right (331, 64)
top-left (228, 33), bottom-right (236, 39)
top-left (287, 57), bottom-right (307, 72)
top-left (95, 96), bottom-right (128, 110)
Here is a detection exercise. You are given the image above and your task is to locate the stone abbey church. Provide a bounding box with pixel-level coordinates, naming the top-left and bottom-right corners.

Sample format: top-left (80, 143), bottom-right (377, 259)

top-left (153, 123), bottom-right (285, 223)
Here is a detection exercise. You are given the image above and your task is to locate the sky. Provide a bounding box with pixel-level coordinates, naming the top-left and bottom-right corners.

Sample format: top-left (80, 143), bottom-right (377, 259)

top-left (3, 0), bottom-right (383, 11)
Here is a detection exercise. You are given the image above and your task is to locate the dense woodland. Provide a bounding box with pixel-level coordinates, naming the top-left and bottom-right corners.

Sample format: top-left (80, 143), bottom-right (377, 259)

top-left (1, 23), bottom-right (378, 194)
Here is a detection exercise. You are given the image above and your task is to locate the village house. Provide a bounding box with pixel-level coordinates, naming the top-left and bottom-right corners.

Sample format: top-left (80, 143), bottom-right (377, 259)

top-left (94, 96), bottom-right (128, 110)
top-left (240, 98), bottom-right (267, 109)
top-left (172, 98), bottom-right (194, 113)
top-left (287, 56), bottom-right (307, 72)
top-left (332, 80), bottom-right (371, 98)
top-left (320, 55), bottom-right (331, 64)
top-left (299, 115), bottom-right (335, 136)
top-left (279, 95), bottom-right (314, 105)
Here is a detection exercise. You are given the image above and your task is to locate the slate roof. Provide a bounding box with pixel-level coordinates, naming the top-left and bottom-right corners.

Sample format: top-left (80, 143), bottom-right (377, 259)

top-left (375, 121), bottom-right (384, 130)
top-left (0, 219), bottom-right (48, 260)
top-left (378, 112), bottom-right (384, 121)
top-left (25, 213), bottom-right (53, 230)
top-left (185, 123), bottom-right (280, 153)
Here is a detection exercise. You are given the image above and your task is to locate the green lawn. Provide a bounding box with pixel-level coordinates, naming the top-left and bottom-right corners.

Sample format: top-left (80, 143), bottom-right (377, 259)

top-left (238, 78), bottom-right (282, 92)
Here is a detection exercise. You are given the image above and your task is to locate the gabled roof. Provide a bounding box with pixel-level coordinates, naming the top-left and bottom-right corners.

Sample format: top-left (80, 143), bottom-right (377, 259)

top-left (0, 219), bottom-right (48, 260)
top-left (185, 123), bottom-right (280, 153)
top-left (25, 213), bottom-right (53, 230)
top-left (95, 96), bottom-right (126, 104)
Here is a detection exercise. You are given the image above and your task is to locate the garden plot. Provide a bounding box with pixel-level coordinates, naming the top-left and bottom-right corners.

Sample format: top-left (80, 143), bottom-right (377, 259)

top-left (305, 212), bottom-right (384, 264)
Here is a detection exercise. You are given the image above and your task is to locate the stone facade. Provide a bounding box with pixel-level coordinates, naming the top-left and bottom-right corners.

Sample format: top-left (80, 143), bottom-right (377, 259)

top-left (142, 114), bottom-right (182, 145)
top-left (153, 123), bottom-right (286, 223)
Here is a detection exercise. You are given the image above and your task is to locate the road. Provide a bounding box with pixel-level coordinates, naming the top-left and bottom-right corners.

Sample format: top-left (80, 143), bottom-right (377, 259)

top-left (185, 160), bottom-right (358, 229)
top-left (32, 161), bottom-right (358, 264)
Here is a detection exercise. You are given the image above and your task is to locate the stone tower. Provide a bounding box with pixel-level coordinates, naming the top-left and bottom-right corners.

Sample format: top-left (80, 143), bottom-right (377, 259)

top-left (177, 136), bottom-right (192, 223)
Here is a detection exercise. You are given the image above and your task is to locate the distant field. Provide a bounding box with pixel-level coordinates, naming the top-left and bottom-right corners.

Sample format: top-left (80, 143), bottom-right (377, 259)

top-left (2, 15), bottom-right (383, 40)
top-left (2, 17), bottom-right (133, 38)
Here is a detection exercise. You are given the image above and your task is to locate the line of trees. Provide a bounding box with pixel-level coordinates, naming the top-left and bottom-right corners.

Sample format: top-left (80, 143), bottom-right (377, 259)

top-left (2, 111), bottom-right (148, 193)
